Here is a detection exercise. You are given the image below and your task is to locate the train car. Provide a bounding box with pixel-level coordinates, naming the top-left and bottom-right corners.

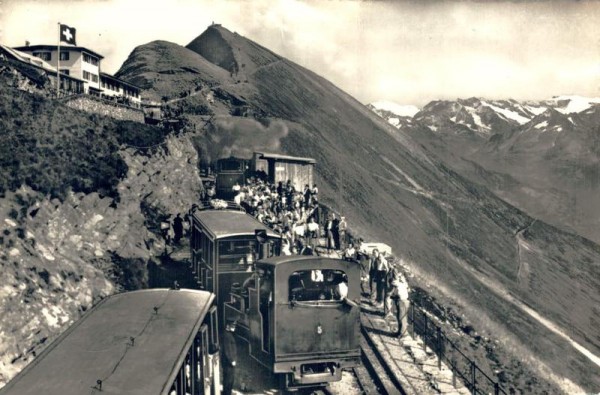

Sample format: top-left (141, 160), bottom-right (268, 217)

top-left (214, 157), bottom-right (249, 199)
top-left (0, 288), bottom-right (220, 395)
top-left (190, 205), bottom-right (281, 328)
top-left (224, 256), bottom-right (361, 391)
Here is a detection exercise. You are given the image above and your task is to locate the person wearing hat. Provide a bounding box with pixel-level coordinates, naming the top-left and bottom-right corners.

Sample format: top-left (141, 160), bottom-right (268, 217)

top-left (222, 319), bottom-right (238, 395)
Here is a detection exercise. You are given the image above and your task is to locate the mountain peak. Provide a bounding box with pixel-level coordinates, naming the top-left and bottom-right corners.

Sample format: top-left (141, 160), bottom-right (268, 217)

top-left (544, 95), bottom-right (600, 114)
top-left (186, 24), bottom-right (281, 77)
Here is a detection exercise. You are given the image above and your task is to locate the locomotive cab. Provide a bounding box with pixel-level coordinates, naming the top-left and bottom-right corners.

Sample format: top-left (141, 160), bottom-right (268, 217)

top-left (227, 256), bottom-right (361, 390)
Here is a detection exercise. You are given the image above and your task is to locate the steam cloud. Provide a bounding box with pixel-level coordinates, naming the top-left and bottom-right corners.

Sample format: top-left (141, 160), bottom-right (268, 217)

top-left (205, 116), bottom-right (289, 160)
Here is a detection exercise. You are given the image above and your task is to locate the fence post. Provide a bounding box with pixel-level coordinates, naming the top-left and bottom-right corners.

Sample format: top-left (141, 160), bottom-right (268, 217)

top-left (471, 361), bottom-right (476, 395)
top-left (410, 304), bottom-right (415, 339)
top-left (423, 314), bottom-right (428, 351)
top-left (495, 382), bottom-right (500, 395)
top-left (437, 326), bottom-right (442, 370)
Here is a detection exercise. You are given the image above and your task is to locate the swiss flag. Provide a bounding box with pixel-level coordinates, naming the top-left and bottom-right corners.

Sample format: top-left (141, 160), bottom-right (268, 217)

top-left (60, 24), bottom-right (76, 45)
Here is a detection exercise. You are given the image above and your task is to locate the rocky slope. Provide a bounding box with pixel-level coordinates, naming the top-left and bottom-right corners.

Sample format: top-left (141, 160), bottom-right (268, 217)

top-left (115, 25), bottom-right (600, 392)
top-left (0, 133), bottom-right (203, 386)
top-left (0, 62), bottom-right (205, 386)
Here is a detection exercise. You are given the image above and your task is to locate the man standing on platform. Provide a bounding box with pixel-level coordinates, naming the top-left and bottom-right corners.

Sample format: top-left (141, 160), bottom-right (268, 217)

top-left (385, 265), bottom-right (411, 338)
top-left (222, 319), bottom-right (238, 395)
top-left (338, 216), bottom-right (347, 250)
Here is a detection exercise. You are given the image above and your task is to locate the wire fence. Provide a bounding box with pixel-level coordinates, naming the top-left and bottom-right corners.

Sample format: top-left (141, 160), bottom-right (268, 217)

top-left (408, 303), bottom-right (508, 395)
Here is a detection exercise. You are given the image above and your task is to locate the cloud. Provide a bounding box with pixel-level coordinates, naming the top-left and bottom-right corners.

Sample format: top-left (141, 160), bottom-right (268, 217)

top-left (2, 0), bottom-right (599, 106)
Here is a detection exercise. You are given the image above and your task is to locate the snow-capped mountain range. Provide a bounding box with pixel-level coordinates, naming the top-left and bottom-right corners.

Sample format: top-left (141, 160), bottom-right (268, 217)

top-left (368, 95), bottom-right (600, 245)
top-left (370, 95), bottom-right (600, 137)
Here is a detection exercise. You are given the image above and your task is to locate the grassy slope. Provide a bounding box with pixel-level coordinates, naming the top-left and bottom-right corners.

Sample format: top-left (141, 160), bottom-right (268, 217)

top-left (0, 70), bottom-right (167, 200)
top-left (116, 27), bottom-right (600, 392)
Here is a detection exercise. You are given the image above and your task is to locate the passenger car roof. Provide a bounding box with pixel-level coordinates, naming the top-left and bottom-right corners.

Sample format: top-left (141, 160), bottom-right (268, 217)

top-left (192, 209), bottom-right (279, 239)
top-left (0, 289), bottom-right (214, 395)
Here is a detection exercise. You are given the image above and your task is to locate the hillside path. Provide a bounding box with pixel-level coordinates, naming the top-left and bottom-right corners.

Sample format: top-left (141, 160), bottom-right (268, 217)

top-left (515, 220), bottom-right (536, 286)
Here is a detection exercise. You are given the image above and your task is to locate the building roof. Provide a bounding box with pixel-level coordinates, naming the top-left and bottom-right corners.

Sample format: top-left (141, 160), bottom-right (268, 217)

top-left (193, 209), bottom-right (279, 239)
top-left (0, 44), bottom-right (55, 70)
top-left (13, 44), bottom-right (104, 60)
top-left (254, 152), bottom-right (316, 164)
top-left (0, 44), bottom-right (84, 83)
top-left (0, 289), bottom-right (214, 395)
top-left (100, 72), bottom-right (142, 91)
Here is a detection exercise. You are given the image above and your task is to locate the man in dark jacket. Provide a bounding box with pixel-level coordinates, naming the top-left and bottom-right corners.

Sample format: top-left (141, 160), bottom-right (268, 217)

top-left (332, 214), bottom-right (340, 250)
top-left (173, 214), bottom-right (184, 245)
top-left (303, 184), bottom-right (312, 208)
top-left (222, 320), bottom-right (238, 395)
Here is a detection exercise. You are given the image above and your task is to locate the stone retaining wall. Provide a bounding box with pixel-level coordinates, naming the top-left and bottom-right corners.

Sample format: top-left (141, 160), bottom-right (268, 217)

top-left (64, 96), bottom-right (144, 123)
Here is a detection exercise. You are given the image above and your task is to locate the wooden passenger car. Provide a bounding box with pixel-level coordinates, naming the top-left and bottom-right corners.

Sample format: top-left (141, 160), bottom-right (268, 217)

top-left (225, 256), bottom-right (361, 390)
top-left (190, 205), bottom-right (281, 328)
top-left (252, 152), bottom-right (316, 191)
top-left (0, 289), bottom-right (220, 395)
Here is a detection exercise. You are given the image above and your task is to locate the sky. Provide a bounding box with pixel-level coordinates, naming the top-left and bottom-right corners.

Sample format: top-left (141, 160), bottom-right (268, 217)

top-left (1, 0), bottom-right (599, 107)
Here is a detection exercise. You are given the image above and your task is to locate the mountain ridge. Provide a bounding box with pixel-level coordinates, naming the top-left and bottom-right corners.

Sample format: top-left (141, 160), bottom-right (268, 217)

top-left (371, 96), bottom-right (600, 244)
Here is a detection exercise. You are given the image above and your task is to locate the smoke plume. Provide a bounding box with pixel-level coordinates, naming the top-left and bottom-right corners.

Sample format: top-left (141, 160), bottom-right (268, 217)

top-left (205, 116), bottom-right (289, 160)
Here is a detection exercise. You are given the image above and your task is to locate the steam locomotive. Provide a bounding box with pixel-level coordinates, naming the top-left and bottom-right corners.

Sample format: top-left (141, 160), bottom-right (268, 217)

top-left (189, 204), bottom-right (360, 391)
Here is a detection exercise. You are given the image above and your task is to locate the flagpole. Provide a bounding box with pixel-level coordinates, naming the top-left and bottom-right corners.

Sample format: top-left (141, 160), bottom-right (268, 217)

top-left (57, 22), bottom-right (61, 97)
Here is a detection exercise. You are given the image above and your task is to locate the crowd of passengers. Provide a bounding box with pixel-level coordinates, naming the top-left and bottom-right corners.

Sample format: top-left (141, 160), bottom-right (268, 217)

top-left (227, 177), bottom-right (410, 338)
top-left (231, 177), bottom-right (349, 256)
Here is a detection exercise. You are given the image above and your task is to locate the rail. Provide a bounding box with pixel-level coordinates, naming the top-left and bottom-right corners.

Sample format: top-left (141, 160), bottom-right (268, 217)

top-left (407, 303), bottom-right (508, 395)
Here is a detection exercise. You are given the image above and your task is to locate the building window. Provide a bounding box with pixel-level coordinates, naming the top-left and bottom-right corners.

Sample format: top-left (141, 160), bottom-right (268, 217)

top-left (91, 74), bottom-right (98, 83)
top-left (33, 51), bottom-right (51, 61)
top-left (59, 51), bottom-right (69, 61)
top-left (83, 70), bottom-right (90, 80)
top-left (60, 69), bottom-right (70, 76)
top-left (83, 53), bottom-right (98, 66)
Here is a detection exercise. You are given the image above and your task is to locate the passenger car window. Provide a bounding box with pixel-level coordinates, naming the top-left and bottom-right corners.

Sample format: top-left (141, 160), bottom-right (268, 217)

top-left (218, 239), bottom-right (256, 272)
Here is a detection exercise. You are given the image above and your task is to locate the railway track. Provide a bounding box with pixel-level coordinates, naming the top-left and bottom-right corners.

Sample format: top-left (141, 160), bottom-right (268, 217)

top-left (357, 300), bottom-right (437, 395)
top-left (323, 328), bottom-right (411, 395)
top-left (359, 328), bottom-right (405, 395)
top-left (239, 325), bottom-right (414, 395)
